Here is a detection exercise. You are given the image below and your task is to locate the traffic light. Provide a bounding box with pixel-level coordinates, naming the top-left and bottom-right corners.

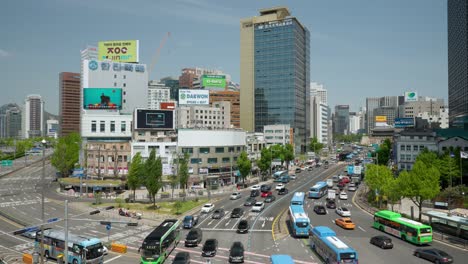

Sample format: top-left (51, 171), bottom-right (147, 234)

top-left (89, 210), bottom-right (100, 215)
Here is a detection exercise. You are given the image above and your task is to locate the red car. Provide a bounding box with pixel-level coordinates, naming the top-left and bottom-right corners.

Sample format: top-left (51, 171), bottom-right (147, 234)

top-left (340, 177), bottom-right (350, 184)
top-left (261, 191), bottom-right (272, 198)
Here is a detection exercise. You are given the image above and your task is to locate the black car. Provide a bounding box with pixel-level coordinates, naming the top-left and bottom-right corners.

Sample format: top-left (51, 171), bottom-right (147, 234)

top-left (295, 168), bottom-right (302, 173)
top-left (370, 235), bottom-right (393, 249)
top-left (260, 184), bottom-right (271, 192)
top-left (313, 205), bottom-right (327, 215)
top-left (172, 252), bottom-right (190, 264)
top-left (231, 208), bottom-right (244, 218)
top-left (264, 194), bottom-right (276, 203)
top-left (237, 220), bottom-right (249, 233)
top-left (229, 241), bottom-right (245, 263)
top-left (278, 188), bottom-right (289, 195)
top-left (414, 248), bottom-right (453, 263)
top-left (326, 199), bottom-right (336, 209)
top-left (212, 209), bottom-right (225, 219)
top-left (185, 228), bottom-right (203, 247)
top-left (202, 239), bottom-right (218, 257)
top-left (250, 190), bottom-right (260, 197)
top-left (244, 197), bottom-right (256, 206)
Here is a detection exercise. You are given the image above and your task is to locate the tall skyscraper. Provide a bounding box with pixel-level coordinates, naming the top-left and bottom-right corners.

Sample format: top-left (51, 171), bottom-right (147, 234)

top-left (240, 7), bottom-right (310, 152)
top-left (23, 95), bottom-right (44, 138)
top-left (59, 72), bottom-right (81, 137)
top-left (0, 104), bottom-right (21, 138)
top-left (448, 0), bottom-right (468, 126)
top-left (334, 105), bottom-right (350, 135)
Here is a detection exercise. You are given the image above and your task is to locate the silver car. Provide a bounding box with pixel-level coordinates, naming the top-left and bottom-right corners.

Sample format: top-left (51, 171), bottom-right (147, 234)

top-left (230, 192), bottom-right (242, 200)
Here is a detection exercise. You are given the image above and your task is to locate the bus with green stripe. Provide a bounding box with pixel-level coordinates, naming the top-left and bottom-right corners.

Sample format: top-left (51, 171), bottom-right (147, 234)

top-left (373, 210), bottom-right (432, 245)
top-left (140, 219), bottom-right (181, 264)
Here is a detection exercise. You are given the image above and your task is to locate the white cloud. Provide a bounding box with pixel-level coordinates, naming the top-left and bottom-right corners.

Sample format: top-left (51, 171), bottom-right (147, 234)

top-left (0, 49), bottom-right (11, 57)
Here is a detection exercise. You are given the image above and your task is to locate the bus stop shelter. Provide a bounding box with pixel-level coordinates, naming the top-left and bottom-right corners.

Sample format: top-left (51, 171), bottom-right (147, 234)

top-left (422, 210), bottom-right (468, 239)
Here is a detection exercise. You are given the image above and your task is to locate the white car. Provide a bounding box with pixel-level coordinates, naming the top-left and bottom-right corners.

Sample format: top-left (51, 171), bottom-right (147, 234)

top-left (336, 207), bottom-right (351, 217)
top-left (348, 186), bottom-right (357, 192)
top-left (275, 183), bottom-right (285, 190)
top-left (339, 192), bottom-right (348, 200)
top-left (290, 174), bottom-right (296, 180)
top-left (250, 185), bottom-right (260, 191)
top-left (230, 192), bottom-right (242, 200)
top-left (251, 202), bottom-right (265, 212)
top-left (201, 203), bottom-right (215, 213)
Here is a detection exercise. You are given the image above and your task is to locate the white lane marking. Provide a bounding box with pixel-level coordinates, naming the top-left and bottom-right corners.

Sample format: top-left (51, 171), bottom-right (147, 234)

top-left (358, 226), bottom-right (366, 232)
top-left (225, 218), bottom-right (231, 227)
top-left (104, 255), bottom-right (122, 263)
top-left (207, 219), bottom-right (215, 226)
top-left (262, 219), bottom-right (266, 228)
top-left (50, 207), bottom-right (57, 210)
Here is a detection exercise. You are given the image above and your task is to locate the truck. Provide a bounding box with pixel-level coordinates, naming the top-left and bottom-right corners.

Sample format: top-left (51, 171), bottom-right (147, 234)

top-left (326, 179), bottom-right (333, 188)
top-left (327, 189), bottom-right (336, 200)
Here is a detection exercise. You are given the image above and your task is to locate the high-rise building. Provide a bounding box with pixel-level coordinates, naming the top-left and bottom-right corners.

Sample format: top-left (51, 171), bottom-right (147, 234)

top-left (23, 95), bottom-right (44, 138)
top-left (349, 112), bottom-right (361, 134)
top-left (310, 96), bottom-right (329, 144)
top-left (0, 104), bottom-right (21, 138)
top-left (209, 90), bottom-right (240, 128)
top-left (366, 96), bottom-right (402, 133)
top-left (448, 0), bottom-right (468, 126)
top-left (147, 80), bottom-right (171, 109)
top-left (334, 105), bottom-right (349, 135)
top-left (240, 7), bottom-right (310, 152)
top-left (310, 82), bottom-right (328, 105)
top-left (399, 98), bottom-right (445, 118)
top-left (160, 76), bottom-right (180, 100)
top-left (59, 72), bottom-right (81, 137)
top-left (177, 101), bottom-right (231, 129)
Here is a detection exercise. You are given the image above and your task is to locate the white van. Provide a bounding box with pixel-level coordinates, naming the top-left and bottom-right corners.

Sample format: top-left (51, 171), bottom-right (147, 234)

top-left (326, 179), bottom-right (333, 188)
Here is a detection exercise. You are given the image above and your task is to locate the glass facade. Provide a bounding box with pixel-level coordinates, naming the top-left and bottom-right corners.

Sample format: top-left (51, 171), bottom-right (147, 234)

top-left (253, 18), bottom-right (310, 152)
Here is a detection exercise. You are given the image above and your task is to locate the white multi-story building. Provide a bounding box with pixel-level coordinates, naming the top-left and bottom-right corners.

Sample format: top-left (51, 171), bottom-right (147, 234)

top-left (147, 80), bottom-right (171, 109)
top-left (264, 124), bottom-right (292, 147)
top-left (310, 82), bottom-right (327, 105)
top-left (81, 114), bottom-right (132, 138)
top-left (349, 115), bottom-right (361, 134)
top-left (310, 96), bottom-right (329, 144)
top-left (23, 95), bottom-right (44, 138)
top-left (246, 132), bottom-right (266, 161)
top-left (177, 101), bottom-right (231, 129)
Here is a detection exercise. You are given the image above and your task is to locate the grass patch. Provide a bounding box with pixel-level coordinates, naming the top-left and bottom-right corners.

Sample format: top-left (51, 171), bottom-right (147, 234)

top-left (91, 199), bottom-right (208, 216)
top-left (59, 178), bottom-right (123, 186)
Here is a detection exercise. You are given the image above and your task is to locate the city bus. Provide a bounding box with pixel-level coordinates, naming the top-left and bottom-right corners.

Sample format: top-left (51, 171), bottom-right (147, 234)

top-left (310, 226), bottom-right (358, 263)
top-left (35, 228), bottom-right (105, 264)
top-left (140, 219), bottom-right (181, 264)
top-left (290, 192), bottom-right (305, 206)
top-left (288, 205), bottom-right (311, 238)
top-left (270, 254), bottom-right (295, 264)
top-left (308, 181), bottom-right (328, 198)
top-left (373, 210), bottom-right (432, 245)
top-left (273, 170), bottom-right (288, 179)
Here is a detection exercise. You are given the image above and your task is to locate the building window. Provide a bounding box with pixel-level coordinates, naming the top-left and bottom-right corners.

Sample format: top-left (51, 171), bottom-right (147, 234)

top-left (91, 121), bottom-right (97, 132)
top-left (406, 145), bottom-right (411, 151)
top-left (110, 121), bottom-right (115, 132)
top-left (123, 75), bottom-right (126, 79)
top-left (228, 147), bottom-right (235, 152)
top-left (121, 121), bottom-right (126, 132)
top-left (124, 155), bottom-right (128, 162)
top-left (114, 74), bottom-right (117, 78)
top-left (191, 158), bottom-right (201, 164)
top-left (237, 146), bottom-right (241, 151)
top-left (182, 148), bottom-right (193, 154)
top-left (215, 147), bottom-right (224, 153)
top-left (114, 82), bottom-right (117, 87)
top-left (118, 155), bottom-right (123, 162)
top-left (419, 145), bottom-right (425, 151)
top-left (100, 121), bottom-right (105, 132)
top-left (413, 145), bottom-right (418, 151)
top-left (222, 157), bottom-right (230, 163)
top-left (208, 158), bottom-right (217, 164)
top-left (400, 145), bottom-right (405, 151)
top-left (123, 83), bottom-right (126, 87)
top-left (200, 147), bottom-right (210, 154)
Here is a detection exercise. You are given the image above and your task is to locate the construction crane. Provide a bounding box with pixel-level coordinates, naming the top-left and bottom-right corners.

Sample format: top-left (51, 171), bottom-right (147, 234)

top-left (148, 32), bottom-right (171, 79)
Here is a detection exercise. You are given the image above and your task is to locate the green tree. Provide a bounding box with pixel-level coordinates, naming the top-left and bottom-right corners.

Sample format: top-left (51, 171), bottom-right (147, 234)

top-left (374, 139), bottom-right (391, 165)
top-left (283, 144), bottom-right (295, 171)
top-left (173, 201), bottom-right (183, 215)
top-left (237, 151), bottom-right (251, 184)
top-left (309, 137), bottom-right (324, 155)
top-left (399, 160), bottom-right (441, 221)
top-left (271, 144), bottom-right (285, 167)
top-left (364, 164), bottom-right (394, 207)
top-left (257, 148), bottom-right (272, 180)
top-left (127, 152), bottom-right (143, 202)
top-left (385, 176), bottom-right (403, 211)
top-left (439, 154), bottom-right (460, 188)
top-left (50, 132), bottom-right (81, 177)
top-left (145, 149), bottom-right (163, 208)
top-left (415, 148), bottom-right (440, 168)
top-left (178, 152), bottom-right (190, 201)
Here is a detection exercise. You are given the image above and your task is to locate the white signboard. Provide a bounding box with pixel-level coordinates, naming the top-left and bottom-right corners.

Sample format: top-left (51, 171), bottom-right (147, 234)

top-left (354, 165), bottom-right (362, 175)
top-left (179, 89), bottom-right (209, 105)
top-left (404, 91), bottom-right (418, 102)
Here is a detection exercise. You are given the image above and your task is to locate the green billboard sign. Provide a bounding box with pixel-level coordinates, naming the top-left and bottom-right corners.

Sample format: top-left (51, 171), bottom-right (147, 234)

top-left (1, 160), bottom-right (13, 167)
top-left (202, 75), bottom-right (226, 89)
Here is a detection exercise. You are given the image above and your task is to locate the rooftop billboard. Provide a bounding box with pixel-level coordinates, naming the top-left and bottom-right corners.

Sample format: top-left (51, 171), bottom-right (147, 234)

top-left (179, 89), bottom-right (209, 105)
top-left (404, 91), bottom-right (418, 102)
top-left (83, 88), bottom-right (122, 110)
top-left (98, 40), bottom-right (139, 63)
top-left (375, 116), bottom-right (387, 122)
top-left (135, 109), bottom-right (174, 130)
top-left (202, 75), bottom-right (226, 90)
top-left (394, 118), bottom-right (414, 128)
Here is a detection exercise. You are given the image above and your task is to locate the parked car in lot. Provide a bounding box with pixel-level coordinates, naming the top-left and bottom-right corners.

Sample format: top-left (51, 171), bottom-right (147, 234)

top-left (370, 235), bottom-right (393, 249)
top-left (313, 205), bottom-right (327, 215)
top-left (237, 220), bottom-right (249, 233)
top-left (250, 190), bottom-right (260, 197)
top-left (278, 188), bottom-right (289, 195)
top-left (231, 208), bottom-right (244, 218)
top-left (339, 191), bottom-right (348, 200)
top-left (185, 228), bottom-right (203, 247)
top-left (244, 197), bottom-right (256, 206)
top-left (202, 239), bottom-right (219, 257)
top-left (250, 185), bottom-right (260, 191)
top-left (336, 207), bottom-right (351, 217)
top-left (212, 209), bottom-right (225, 219)
top-left (229, 242), bottom-right (245, 263)
top-left (251, 202), bottom-right (265, 212)
top-left (264, 194), bottom-right (276, 203)
top-left (335, 218), bottom-right (356, 229)
top-left (261, 191), bottom-right (272, 198)
top-left (230, 192), bottom-right (242, 200)
top-left (201, 203), bottom-right (215, 213)
top-left (183, 215), bottom-right (199, 229)
top-left (275, 183), bottom-right (285, 190)
top-left (413, 248), bottom-right (453, 263)
top-left (172, 251), bottom-right (190, 264)
top-left (326, 199), bottom-right (336, 209)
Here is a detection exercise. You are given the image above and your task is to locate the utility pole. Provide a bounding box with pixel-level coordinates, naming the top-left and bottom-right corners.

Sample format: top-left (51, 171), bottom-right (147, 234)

top-left (39, 139), bottom-right (46, 264)
top-left (230, 150), bottom-right (234, 186)
top-left (64, 200), bottom-right (68, 264)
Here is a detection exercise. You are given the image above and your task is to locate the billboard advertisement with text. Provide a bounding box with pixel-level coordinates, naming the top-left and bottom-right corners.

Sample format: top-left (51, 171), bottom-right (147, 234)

top-left (135, 109), bottom-right (174, 130)
top-left (394, 118), bottom-right (414, 128)
top-left (98, 40), bottom-right (139, 63)
top-left (83, 88), bottom-right (122, 110)
top-left (375, 116), bottom-right (387, 122)
top-left (404, 91), bottom-right (418, 102)
top-left (202, 75), bottom-right (226, 89)
top-left (179, 89), bottom-right (209, 105)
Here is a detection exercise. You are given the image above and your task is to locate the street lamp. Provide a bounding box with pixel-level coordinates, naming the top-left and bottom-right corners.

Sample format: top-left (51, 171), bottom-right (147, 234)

top-left (40, 139), bottom-right (46, 264)
top-left (230, 150), bottom-right (234, 186)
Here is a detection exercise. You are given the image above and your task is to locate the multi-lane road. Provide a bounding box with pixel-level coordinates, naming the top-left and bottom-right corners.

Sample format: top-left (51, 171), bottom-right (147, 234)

top-left (0, 158), bottom-right (466, 263)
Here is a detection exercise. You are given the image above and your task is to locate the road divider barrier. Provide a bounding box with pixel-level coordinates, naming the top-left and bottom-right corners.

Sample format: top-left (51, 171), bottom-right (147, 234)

top-left (22, 253), bottom-right (32, 264)
top-left (111, 243), bottom-right (128, 253)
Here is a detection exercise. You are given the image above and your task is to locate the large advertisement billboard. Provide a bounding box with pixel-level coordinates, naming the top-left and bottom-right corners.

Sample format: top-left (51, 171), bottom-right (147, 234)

top-left (394, 118), bottom-right (414, 128)
top-left (179, 89), bottom-right (209, 105)
top-left (98, 40), bottom-right (139, 63)
top-left (405, 91), bottom-right (418, 102)
top-left (135, 109), bottom-right (174, 130)
top-left (375, 116), bottom-right (387, 122)
top-left (83, 88), bottom-right (122, 110)
top-left (202, 75), bottom-right (226, 89)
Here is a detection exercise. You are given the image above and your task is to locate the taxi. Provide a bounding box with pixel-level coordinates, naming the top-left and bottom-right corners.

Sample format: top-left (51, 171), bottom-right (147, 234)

top-left (335, 217), bottom-right (356, 230)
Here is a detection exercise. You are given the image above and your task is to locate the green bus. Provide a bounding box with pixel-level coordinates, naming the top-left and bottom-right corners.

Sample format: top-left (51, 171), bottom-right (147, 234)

top-left (140, 219), bottom-right (181, 264)
top-left (373, 210), bottom-right (432, 245)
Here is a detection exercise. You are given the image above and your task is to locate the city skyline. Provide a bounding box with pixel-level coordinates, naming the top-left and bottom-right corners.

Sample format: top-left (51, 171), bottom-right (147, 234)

top-left (1, 0), bottom-right (447, 114)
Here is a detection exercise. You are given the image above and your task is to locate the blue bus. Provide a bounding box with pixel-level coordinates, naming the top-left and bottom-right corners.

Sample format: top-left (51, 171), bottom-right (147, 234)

top-left (273, 170), bottom-right (288, 179)
top-left (288, 205), bottom-right (311, 238)
top-left (309, 226), bottom-right (358, 264)
top-left (35, 228), bottom-right (105, 264)
top-left (290, 192), bottom-right (305, 206)
top-left (271, 254), bottom-right (295, 264)
top-left (308, 181), bottom-right (328, 198)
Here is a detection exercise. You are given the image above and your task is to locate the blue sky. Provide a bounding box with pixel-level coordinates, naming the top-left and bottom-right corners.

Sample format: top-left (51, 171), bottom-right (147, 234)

top-left (0, 0), bottom-right (447, 114)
